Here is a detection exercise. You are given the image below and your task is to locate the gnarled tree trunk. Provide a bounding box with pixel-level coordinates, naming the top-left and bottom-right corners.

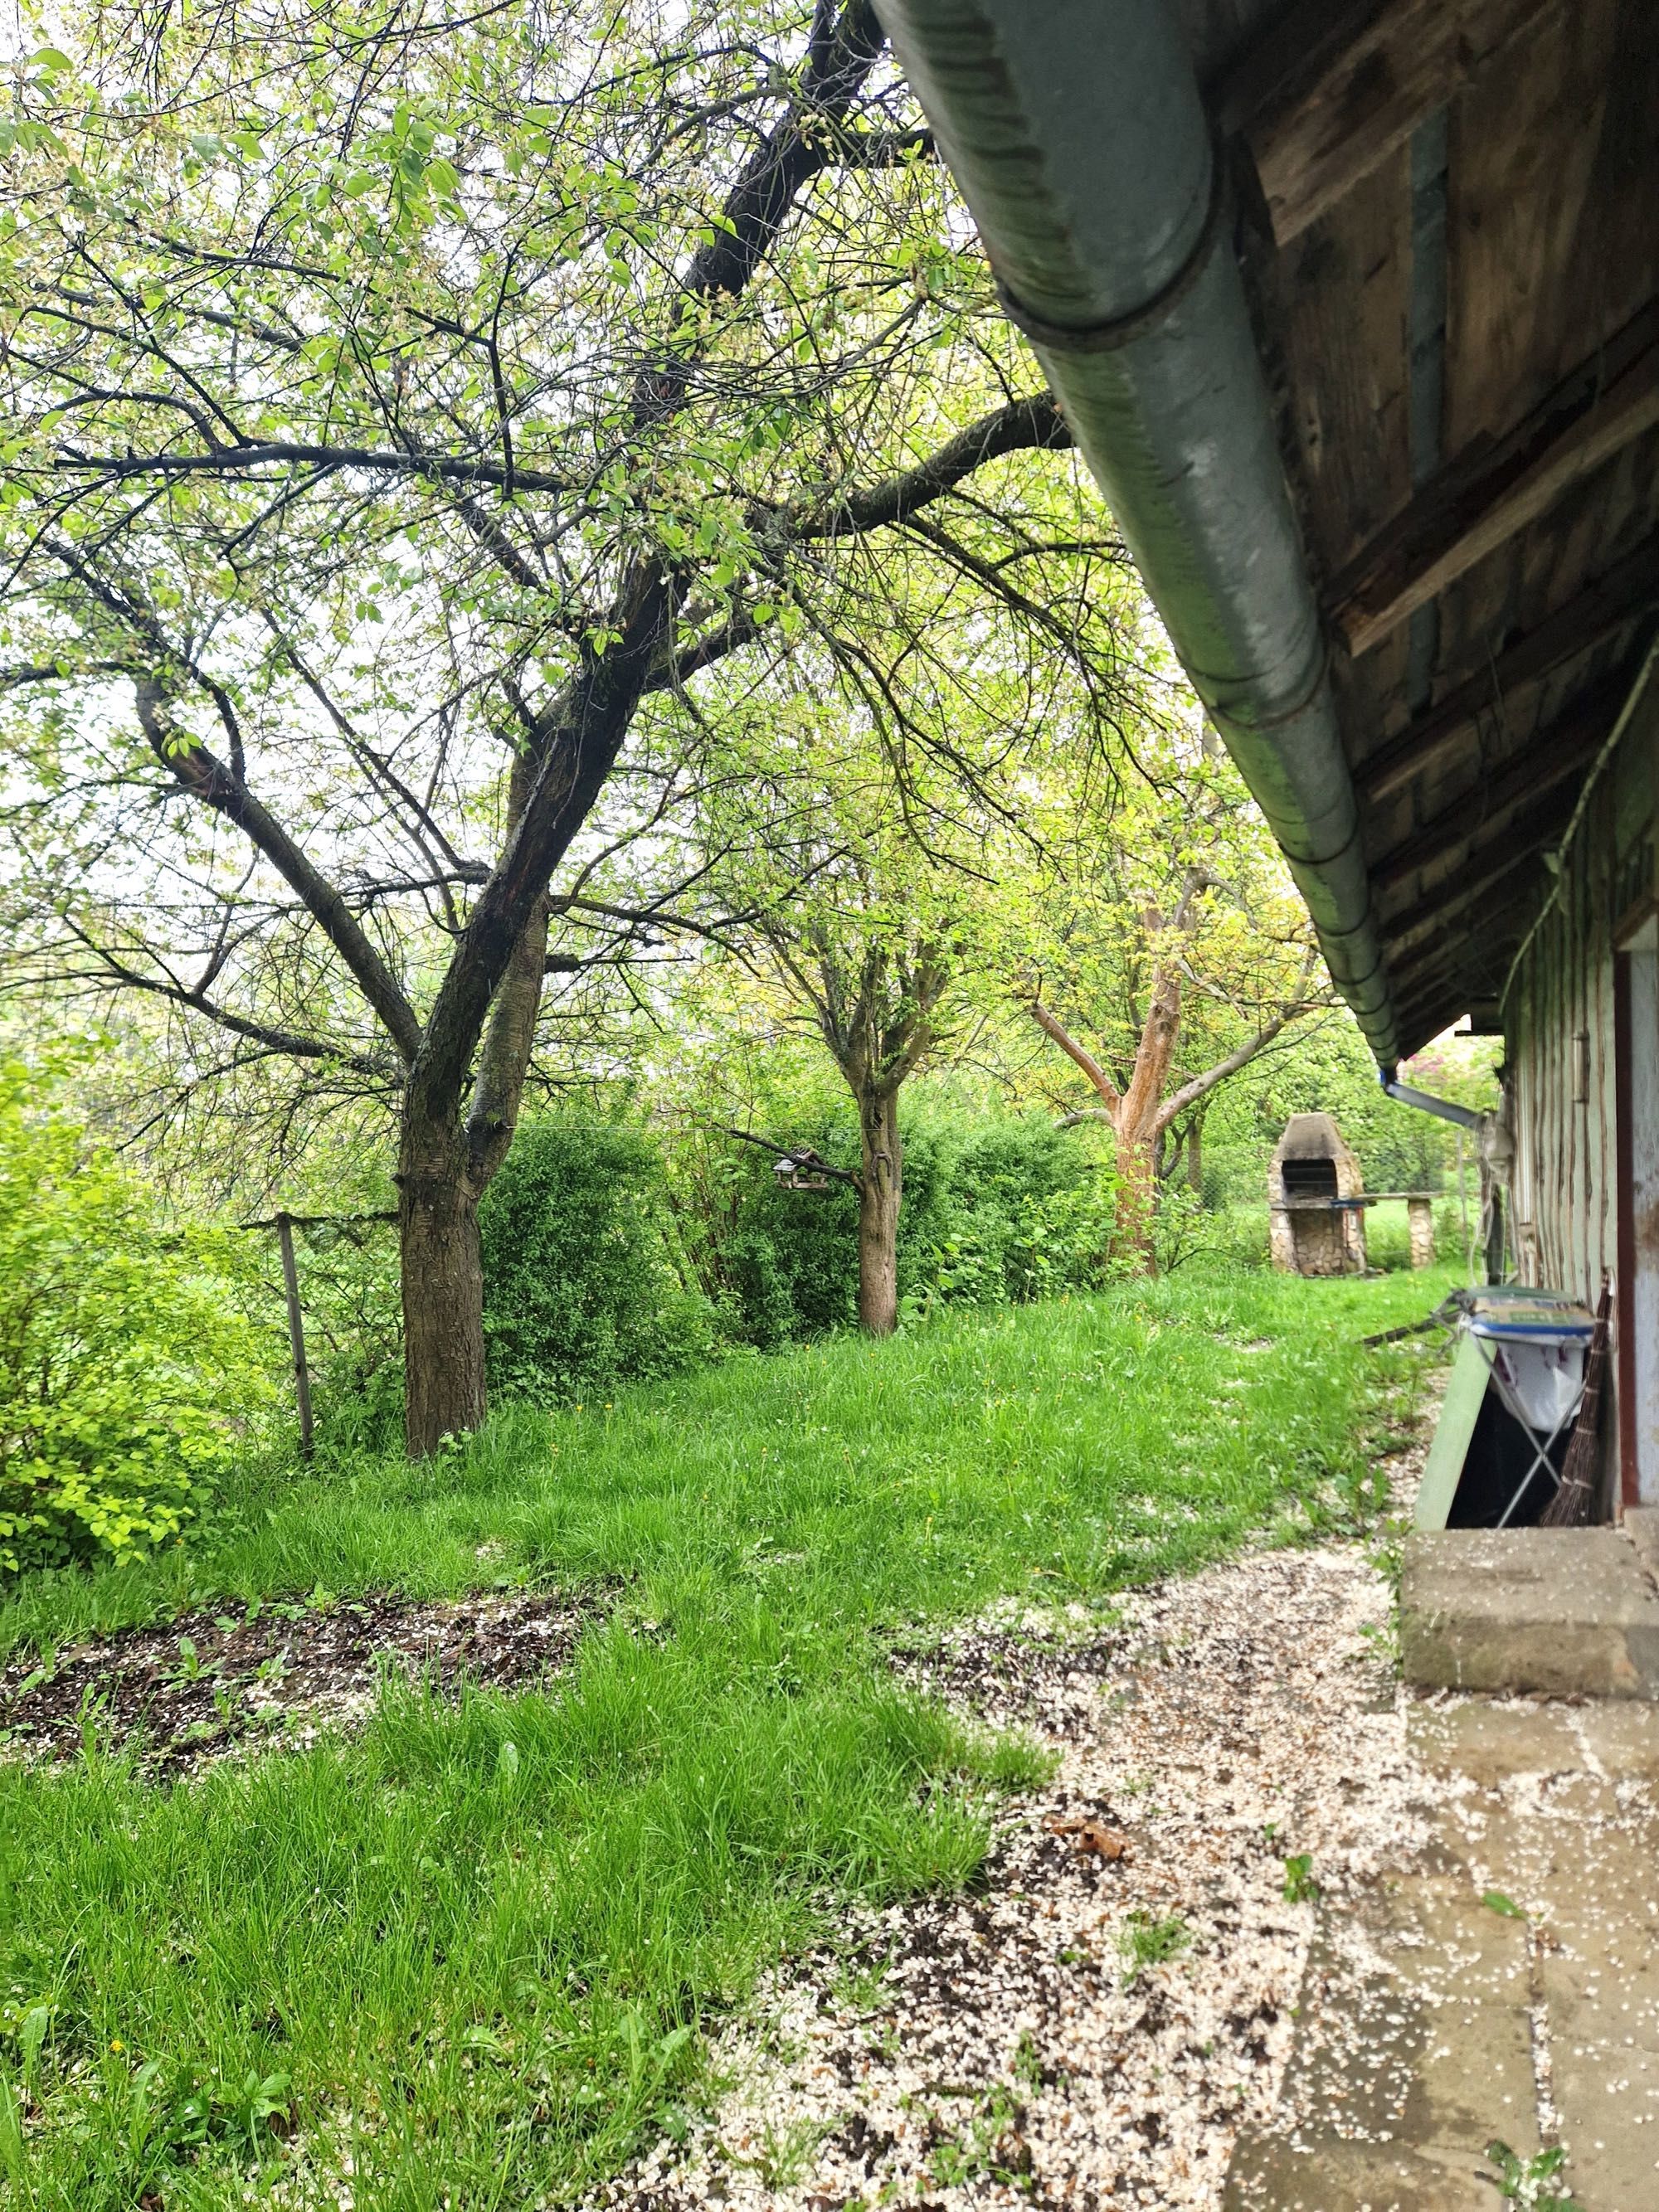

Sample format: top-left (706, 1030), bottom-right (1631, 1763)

top-left (1027, 908), bottom-right (1318, 1277)
top-left (1109, 940), bottom-right (1181, 1265)
top-left (398, 799), bottom-right (554, 1456)
top-left (856, 1084), bottom-right (903, 1334)
top-left (398, 1115), bottom-right (488, 1451)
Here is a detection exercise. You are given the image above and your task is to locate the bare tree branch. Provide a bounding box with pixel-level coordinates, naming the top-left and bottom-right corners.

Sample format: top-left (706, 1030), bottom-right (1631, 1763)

top-left (1024, 995), bottom-right (1122, 1114)
top-left (774, 392), bottom-right (1073, 539)
top-left (51, 441), bottom-right (576, 496)
top-left (1153, 946), bottom-right (1325, 1130)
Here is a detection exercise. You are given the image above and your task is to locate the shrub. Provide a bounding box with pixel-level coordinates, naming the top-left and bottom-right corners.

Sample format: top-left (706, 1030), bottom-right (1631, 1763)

top-left (0, 1062), bottom-right (260, 1574)
top-left (479, 1116), bottom-right (723, 1398)
top-left (1185, 1203), bottom-right (1272, 1273)
top-left (922, 1116), bottom-right (1095, 1305)
top-left (671, 1095), bottom-right (1128, 1340)
top-left (713, 1105), bottom-right (864, 1344)
top-left (671, 1100), bottom-right (952, 1344)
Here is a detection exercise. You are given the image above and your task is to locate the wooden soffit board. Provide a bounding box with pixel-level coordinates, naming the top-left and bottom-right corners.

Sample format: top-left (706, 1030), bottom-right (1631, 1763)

top-left (1359, 532), bottom-right (1659, 804)
top-left (1210, 0), bottom-right (1561, 246)
top-left (1326, 299), bottom-right (1659, 656)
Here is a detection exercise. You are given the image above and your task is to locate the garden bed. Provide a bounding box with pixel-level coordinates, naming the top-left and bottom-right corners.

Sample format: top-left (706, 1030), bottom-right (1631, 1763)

top-left (0, 1583), bottom-right (615, 1774)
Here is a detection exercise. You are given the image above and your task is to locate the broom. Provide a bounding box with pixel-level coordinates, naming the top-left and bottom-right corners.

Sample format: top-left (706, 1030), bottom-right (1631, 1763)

top-left (1540, 1276), bottom-right (1614, 1527)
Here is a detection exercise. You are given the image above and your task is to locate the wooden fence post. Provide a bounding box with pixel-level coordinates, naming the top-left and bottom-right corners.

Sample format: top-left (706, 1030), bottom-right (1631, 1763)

top-left (275, 1213), bottom-right (315, 1458)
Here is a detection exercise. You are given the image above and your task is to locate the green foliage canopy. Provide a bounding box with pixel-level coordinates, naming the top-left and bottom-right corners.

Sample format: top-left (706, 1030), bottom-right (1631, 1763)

top-left (0, 0), bottom-right (1125, 1150)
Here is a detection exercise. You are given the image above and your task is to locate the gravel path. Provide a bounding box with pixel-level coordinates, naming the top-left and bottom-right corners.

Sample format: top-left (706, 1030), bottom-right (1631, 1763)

top-left (587, 1529), bottom-right (1434, 2211)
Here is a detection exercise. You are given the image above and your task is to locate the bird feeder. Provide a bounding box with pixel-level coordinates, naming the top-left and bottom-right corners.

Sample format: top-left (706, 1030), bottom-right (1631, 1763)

top-left (772, 1150), bottom-right (833, 1192)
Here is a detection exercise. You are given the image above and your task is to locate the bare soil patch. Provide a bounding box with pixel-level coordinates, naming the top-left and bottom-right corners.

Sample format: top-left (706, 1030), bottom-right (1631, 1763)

top-left (0, 1583), bottom-right (615, 1775)
top-left (885, 1622), bottom-right (1126, 1744)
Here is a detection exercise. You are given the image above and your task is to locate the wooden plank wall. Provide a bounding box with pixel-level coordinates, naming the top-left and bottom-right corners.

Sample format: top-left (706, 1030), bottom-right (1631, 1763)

top-left (1506, 683), bottom-right (1657, 1300)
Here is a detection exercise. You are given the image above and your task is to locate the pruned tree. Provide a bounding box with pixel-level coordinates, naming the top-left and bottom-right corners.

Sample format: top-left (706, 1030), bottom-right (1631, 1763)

top-left (759, 905), bottom-right (953, 1335)
top-left (0, 1), bottom-right (1131, 1448)
top-left (662, 589), bottom-right (1129, 1335)
top-left (671, 673), bottom-right (971, 1336)
top-left (1012, 732), bottom-right (1330, 1262)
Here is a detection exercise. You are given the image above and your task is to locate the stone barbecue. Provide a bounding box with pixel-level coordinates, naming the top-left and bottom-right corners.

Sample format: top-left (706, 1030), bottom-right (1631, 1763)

top-left (1268, 1112), bottom-right (1365, 1276)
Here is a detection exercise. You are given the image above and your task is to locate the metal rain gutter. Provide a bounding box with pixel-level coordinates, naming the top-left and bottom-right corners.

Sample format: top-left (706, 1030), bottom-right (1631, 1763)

top-left (875, 0), bottom-right (1398, 1064)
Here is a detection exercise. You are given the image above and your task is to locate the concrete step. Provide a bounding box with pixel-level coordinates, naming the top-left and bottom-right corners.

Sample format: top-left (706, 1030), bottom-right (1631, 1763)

top-left (1222, 1873), bottom-right (1540, 2211)
top-left (1400, 1528), bottom-right (1659, 1697)
top-left (1407, 1693), bottom-right (1659, 1787)
top-left (1228, 1679), bottom-right (1659, 2210)
top-left (1224, 2132), bottom-right (1496, 2210)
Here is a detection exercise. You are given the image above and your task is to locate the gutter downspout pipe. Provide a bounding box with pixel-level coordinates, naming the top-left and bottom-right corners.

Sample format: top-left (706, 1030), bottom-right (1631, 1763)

top-left (1381, 1075), bottom-right (1481, 1131)
top-left (875, 0), bottom-right (1398, 1064)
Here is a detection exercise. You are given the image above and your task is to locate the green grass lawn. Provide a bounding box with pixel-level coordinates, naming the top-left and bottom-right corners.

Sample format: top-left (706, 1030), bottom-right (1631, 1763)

top-left (0, 1268), bottom-right (1449, 2210)
top-left (1364, 1196), bottom-right (1477, 1275)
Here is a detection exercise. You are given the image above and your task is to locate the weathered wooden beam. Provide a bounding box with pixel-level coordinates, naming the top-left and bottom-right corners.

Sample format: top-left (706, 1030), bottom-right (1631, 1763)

top-left (1370, 670), bottom-right (1624, 900)
top-left (1396, 978), bottom-right (1515, 1055)
top-left (1384, 824), bottom-right (1556, 955)
top-left (1389, 879), bottom-right (1520, 974)
top-left (1360, 532), bottom-right (1659, 803)
top-left (1390, 900), bottom-right (1528, 997)
top-left (1384, 990), bottom-right (1505, 1037)
top-left (1392, 970), bottom-right (1467, 1033)
top-left (1393, 921), bottom-right (1527, 1014)
top-left (1385, 804), bottom-right (1563, 949)
top-left (1212, 0), bottom-right (1558, 247)
top-left (1379, 755), bottom-right (1593, 923)
top-left (1388, 926), bottom-right (1533, 1047)
top-left (1391, 631), bottom-right (1659, 995)
top-left (1328, 299), bottom-right (1659, 655)
top-left (1374, 737), bottom-right (1596, 902)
